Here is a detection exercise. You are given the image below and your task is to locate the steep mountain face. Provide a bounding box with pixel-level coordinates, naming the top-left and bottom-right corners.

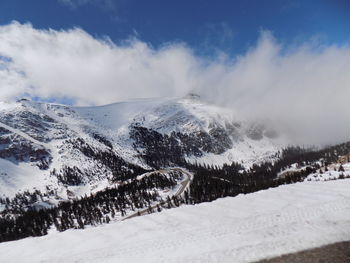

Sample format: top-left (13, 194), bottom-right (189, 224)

top-left (0, 95), bottom-right (285, 203)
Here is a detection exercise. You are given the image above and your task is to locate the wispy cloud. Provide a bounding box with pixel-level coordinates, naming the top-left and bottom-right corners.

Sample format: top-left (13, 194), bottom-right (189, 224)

top-left (58, 0), bottom-right (116, 10)
top-left (0, 22), bottom-right (350, 145)
top-left (198, 22), bottom-right (235, 56)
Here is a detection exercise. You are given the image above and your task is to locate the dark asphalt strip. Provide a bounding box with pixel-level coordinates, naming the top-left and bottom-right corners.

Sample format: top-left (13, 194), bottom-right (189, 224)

top-left (253, 241), bottom-right (350, 263)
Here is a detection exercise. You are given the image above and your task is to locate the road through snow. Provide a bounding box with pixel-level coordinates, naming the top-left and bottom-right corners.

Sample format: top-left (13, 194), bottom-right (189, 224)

top-left (123, 168), bottom-right (193, 220)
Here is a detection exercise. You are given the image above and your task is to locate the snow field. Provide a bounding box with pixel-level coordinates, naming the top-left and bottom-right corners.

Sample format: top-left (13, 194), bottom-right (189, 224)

top-left (1, 179), bottom-right (349, 263)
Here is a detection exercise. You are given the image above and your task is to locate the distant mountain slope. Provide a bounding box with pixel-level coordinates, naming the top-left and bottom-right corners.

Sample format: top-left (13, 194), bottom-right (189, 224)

top-left (75, 94), bottom-right (285, 166)
top-left (0, 95), bottom-right (284, 202)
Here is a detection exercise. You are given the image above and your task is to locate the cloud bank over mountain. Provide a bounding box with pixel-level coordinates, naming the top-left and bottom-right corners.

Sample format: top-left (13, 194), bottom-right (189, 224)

top-left (0, 21), bottom-right (350, 144)
top-left (0, 22), bottom-right (197, 105)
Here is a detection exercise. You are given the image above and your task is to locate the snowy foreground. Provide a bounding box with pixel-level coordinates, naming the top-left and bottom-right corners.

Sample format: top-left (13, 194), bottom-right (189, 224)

top-left (1, 180), bottom-right (350, 263)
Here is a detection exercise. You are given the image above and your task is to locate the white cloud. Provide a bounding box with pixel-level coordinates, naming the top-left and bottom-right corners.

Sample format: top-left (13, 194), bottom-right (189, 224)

top-left (0, 22), bottom-right (350, 145)
top-left (0, 22), bottom-right (198, 105)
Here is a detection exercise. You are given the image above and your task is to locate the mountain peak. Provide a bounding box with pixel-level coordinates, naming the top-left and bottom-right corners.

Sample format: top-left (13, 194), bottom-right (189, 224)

top-left (183, 93), bottom-right (201, 100)
top-left (16, 98), bottom-right (30, 103)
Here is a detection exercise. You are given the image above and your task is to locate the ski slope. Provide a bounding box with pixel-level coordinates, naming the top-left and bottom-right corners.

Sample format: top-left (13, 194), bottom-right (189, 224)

top-left (1, 179), bottom-right (349, 263)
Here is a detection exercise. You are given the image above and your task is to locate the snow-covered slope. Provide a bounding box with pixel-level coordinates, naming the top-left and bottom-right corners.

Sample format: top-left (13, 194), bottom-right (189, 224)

top-left (1, 179), bottom-right (349, 263)
top-left (75, 94), bottom-right (285, 166)
top-left (0, 95), bottom-right (285, 201)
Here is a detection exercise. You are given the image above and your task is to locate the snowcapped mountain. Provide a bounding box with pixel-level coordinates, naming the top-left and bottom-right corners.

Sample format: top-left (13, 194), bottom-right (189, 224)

top-left (0, 95), bottom-right (285, 201)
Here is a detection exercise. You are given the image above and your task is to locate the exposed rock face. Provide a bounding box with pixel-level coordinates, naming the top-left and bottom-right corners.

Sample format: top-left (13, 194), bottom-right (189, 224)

top-left (0, 126), bottom-right (51, 169)
top-left (246, 124), bottom-right (264, 140)
top-left (130, 121), bottom-right (237, 167)
top-left (0, 109), bottom-right (68, 142)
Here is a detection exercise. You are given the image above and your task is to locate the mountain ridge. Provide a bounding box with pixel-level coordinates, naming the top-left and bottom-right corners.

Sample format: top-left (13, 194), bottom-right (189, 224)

top-left (0, 96), bottom-right (284, 201)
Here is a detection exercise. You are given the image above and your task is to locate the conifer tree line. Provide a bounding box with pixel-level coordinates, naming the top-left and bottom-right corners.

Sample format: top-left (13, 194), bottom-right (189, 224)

top-left (0, 171), bottom-right (182, 243)
top-left (184, 143), bottom-right (350, 203)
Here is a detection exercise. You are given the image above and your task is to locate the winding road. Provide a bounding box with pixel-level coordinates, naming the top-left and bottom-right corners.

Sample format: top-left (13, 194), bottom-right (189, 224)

top-left (123, 168), bottom-right (193, 220)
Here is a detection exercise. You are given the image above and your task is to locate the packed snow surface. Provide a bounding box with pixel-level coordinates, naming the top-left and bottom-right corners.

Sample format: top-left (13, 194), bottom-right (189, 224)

top-left (1, 179), bottom-right (350, 263)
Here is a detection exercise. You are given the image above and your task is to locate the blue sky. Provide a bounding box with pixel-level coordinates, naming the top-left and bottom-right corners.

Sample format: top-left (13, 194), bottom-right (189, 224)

top-left (0, 0), bottom-right (350, 57)
top-left (0, 1), bottom-right (350, 142)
